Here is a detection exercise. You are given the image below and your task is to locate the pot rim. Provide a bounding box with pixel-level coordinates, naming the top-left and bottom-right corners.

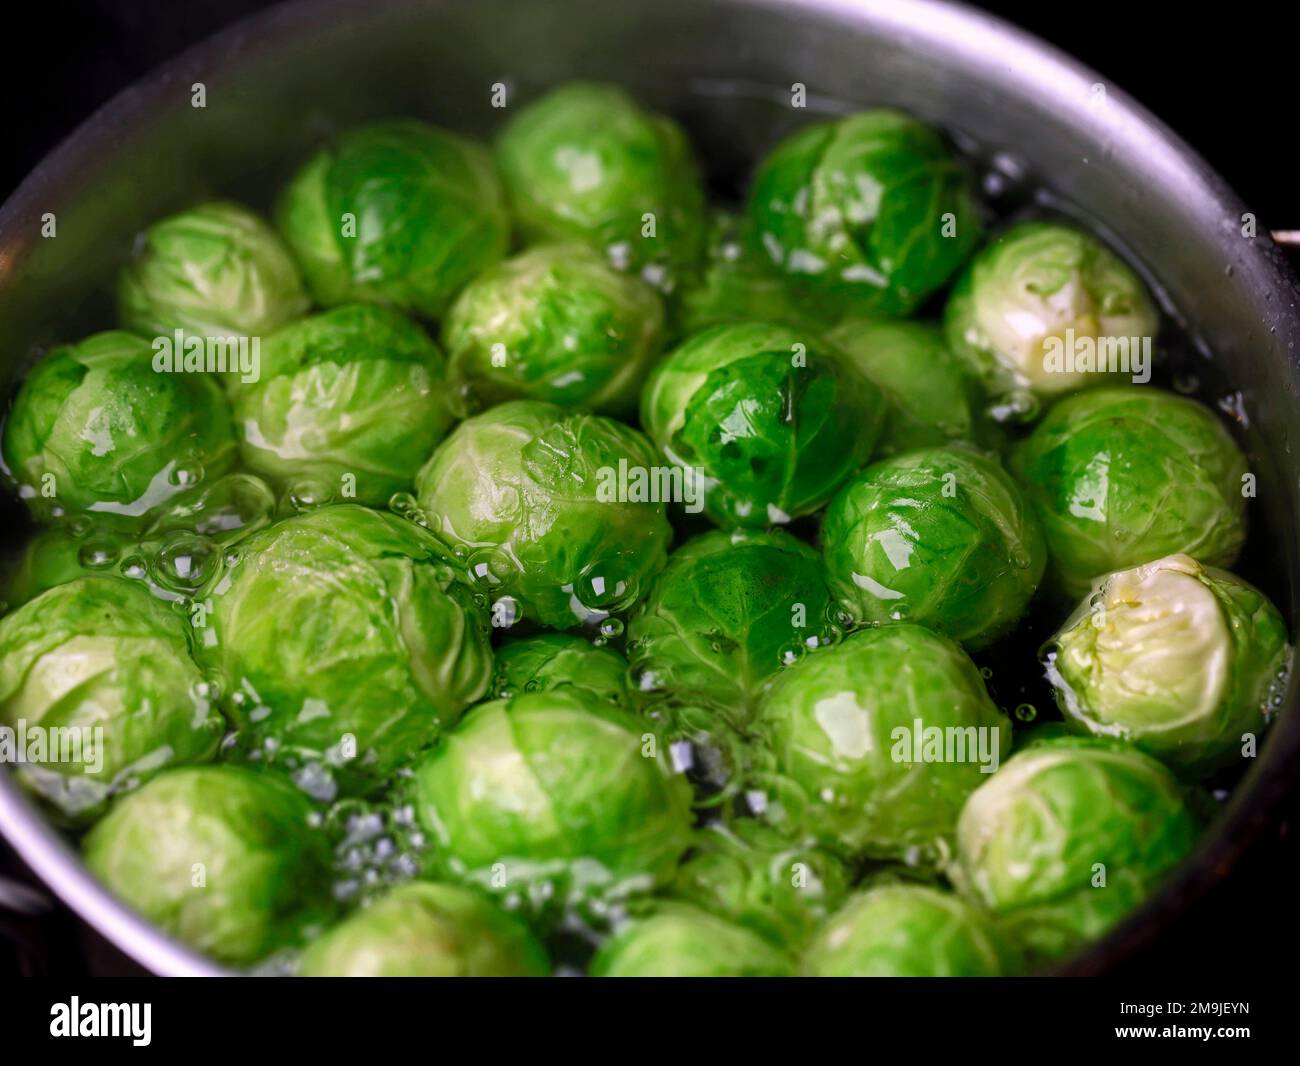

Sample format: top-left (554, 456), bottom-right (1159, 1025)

top-left (1, 0), bottom-right (1297, 977)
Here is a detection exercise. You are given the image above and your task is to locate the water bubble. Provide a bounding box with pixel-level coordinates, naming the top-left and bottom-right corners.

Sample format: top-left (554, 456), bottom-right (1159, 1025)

top-left (78, 534), bottom-right (121, 570)
top-left (286, 477), bottom-right (333, 511)
top-left (1171, 370), bottom-right (1200, 395)
top-left (151, 532), bottom-right (220, 594)
top-left (979, 666), bottom-right (994, 679)
top-left (169, 462), bottom-right (205, 489)
top-left (574, 569), bottom-right (639, 614)
top-left (599, 617), bottom-right (624, 639)
top-left (119, 554), bottom-right (148, 581)
top-left (813, 625), bottom-right (842, 649)
top-left (388, 491), bottom-right (419, 518)
top-left (1014, 703), bottom-right (1038, 722)
top-left (777, 642), bottom-right (807, 667)
top-left (466, 547), bottom-right (513, 588)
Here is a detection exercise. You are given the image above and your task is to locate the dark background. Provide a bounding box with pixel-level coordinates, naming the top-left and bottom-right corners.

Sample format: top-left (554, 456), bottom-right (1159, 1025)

top-left (1, 0), bottom-right (1295, 976)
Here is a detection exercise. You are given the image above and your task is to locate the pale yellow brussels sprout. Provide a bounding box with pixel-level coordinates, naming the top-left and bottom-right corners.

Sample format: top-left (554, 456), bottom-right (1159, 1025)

top-left (1047, 553), bottom-right (1291, 777)
top-left (944, 222), bottom-right (1158, 419)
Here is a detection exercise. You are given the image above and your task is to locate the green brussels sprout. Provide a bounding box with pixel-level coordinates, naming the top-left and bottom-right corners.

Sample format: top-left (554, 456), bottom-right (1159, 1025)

top-left (1, 332), bottom-right (237, 527)
top-left (444, 243), bottom-right (665, 414)
top-left (233, 304), bottom-right (454, 505)
top-left (1046, 553), bottom-right (1290, 777)
top-left (827, 319), bottom-right (1001, 457)
top-left (298, 881), bottom-right (548, 977)
top-left (952, 737), bottom-right (1200, 964)
top-left (944, 221), bottom-right (1158, 417)
top-left (1009, 387), bottom-right (1248, 597)
top-left (492, 633), bottom-right (630, 705)
top-left (626, 529), bottom-right (839, 725)
top-left (0, 576), bottom-right (222, 817)
top-left (117, 201), bottom-right (308, 339)
top-left (751, 624), bottom-right (1011, 859)
top-left (277, 120), bottom-right (508, 317)
top-left (803, 883), bottom-right (1011, 977)
top-left (589, 904), bottom-right (795, 977)
top-left (677, 211), bottom-right (842, 336)
top-left (820, 445), bottom-right (1045, 649)
top-left (495, 83), bottom-right (707, 293)
top-left (747, 110), bottom-right (983, 318)
top-left (640, 322), bottom-right (884, 528)
top-left (412, 688), bottom-right (694, 913)
top-left (83, 765), bottom-right (330, 966)
top-left (204, 505), bottom-right (492, 785)
top-left (672, 821), bottom-right (852, 946)
top-left (415, 399), bottom-right (672, 628)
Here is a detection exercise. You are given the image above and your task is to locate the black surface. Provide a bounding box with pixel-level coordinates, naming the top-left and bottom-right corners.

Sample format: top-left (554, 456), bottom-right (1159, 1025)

top-left (0, 0), bottom-right (1296, 978)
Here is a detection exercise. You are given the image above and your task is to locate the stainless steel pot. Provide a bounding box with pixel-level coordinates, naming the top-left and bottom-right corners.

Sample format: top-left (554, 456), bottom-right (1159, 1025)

top-left (2, 0), bottom-right (1297, 977)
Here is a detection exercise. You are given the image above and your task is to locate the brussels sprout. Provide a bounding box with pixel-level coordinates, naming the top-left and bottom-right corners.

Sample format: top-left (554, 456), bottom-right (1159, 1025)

top-left (820, 445), bottom-right (1045, 649)
top-left (415, 399), bottom-right (672, 628)
top-left (444, 243), bottom-right (665, 414)
top-left (0, 576), bottom-right (222, 817)
top-left (677, 211), bottom-right (842, 336)
top-left (751, 624), bottom-right (1011, 859)
top-left (298, 881), bottom-right (548, 977)
top-left (1009, 387), bottom-right (1248, 597)
top-left (952, 737), bottom-right (1200, 964)
top-left (412, 688), bottom-right (694, 914)
top-left (117, 201), bottom-right (307, 339)
top-left (495, 83), bottom-right (707, 293)
top-left (492, 633), bottom-right (630, 705)
top-left (277, 120), bottom-right (508, 317)
top-left (626, 529), bottom-right (838, 725)
top-left (204, 505), bottom-right (492, 785)
top-left (83, 766), bottom-right (330, 965)
top-left (589, 904), bottom-right (795, 977)
top-left (233, 304), bottom-right (454, 505)
top-left (1046, 553), bottom-right (1290, 776)
top-left (748, 110), bottom-right (983, 317)
top-left (672, 821), bottom-right (852, 946)
top-left (803, 884), bottom-right (1010, 977)
top-left (944, 221), bottom-right (1158, 417)
top-left (827, 319), bottom-right (1001, 457)
top-left (1, 332), bottom-right (237, 527)
top-left (640, 322), bottom-right (884, 528)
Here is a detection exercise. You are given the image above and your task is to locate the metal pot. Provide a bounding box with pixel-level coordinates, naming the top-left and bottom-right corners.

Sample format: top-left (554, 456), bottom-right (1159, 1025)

top-left (1, 0), bottom-right (1297, 977)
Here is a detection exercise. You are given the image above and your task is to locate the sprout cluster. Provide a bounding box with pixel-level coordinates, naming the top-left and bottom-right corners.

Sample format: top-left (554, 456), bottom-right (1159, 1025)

top-left (0, 79), bottom-right (1285, 979)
